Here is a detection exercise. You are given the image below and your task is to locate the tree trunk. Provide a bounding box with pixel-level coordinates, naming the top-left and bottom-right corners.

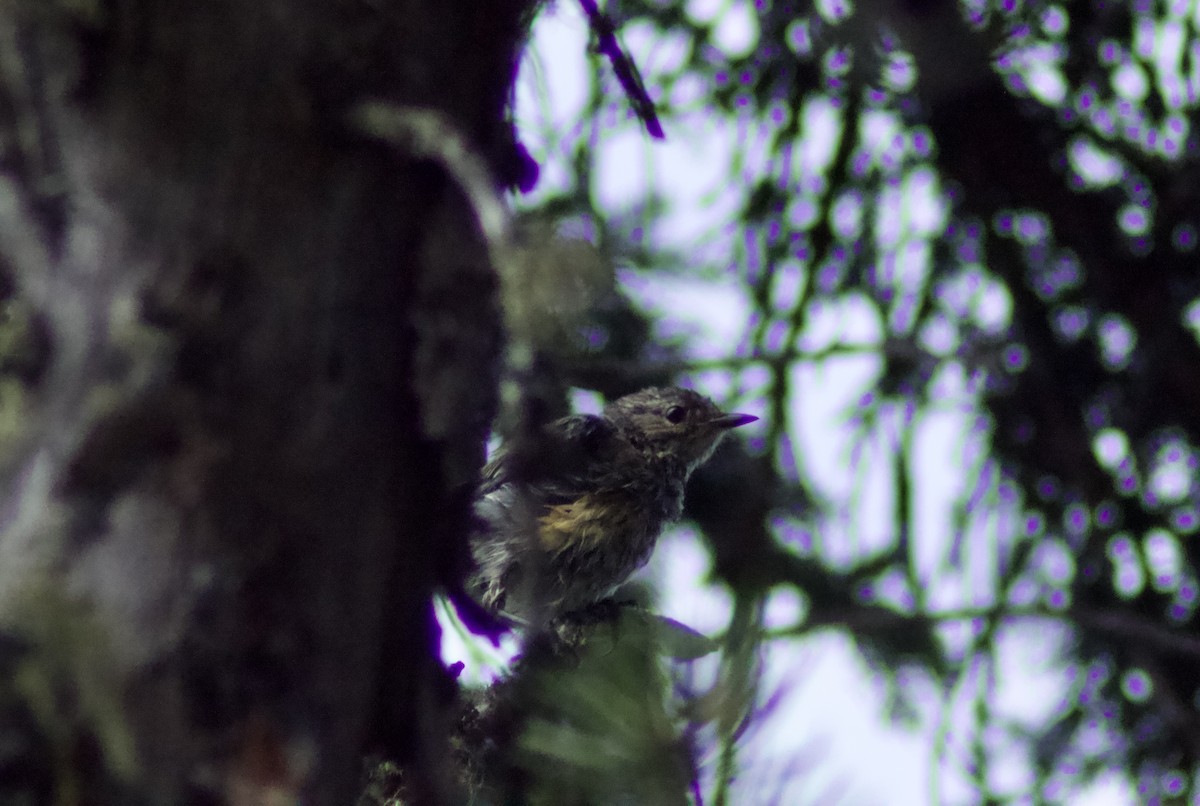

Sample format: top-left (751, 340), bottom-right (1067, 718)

top-left (0, 2), bottom-right (527, 801)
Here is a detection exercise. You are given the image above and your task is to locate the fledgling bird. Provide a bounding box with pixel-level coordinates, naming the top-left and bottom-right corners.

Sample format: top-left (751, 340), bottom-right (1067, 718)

top-left (468, 386), bottom-right (757, 625)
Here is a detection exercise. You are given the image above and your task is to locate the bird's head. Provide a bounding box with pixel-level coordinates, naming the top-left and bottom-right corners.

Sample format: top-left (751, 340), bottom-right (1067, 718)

top-left (605, 386), bottom-right (757, 471)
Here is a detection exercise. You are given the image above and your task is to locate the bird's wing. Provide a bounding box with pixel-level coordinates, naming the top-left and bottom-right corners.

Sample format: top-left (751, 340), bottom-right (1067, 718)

top-left (479, 413), bottom-right (621, 505)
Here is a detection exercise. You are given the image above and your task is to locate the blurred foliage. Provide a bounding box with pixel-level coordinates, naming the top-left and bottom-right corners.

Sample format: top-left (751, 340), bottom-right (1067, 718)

top-left (456, 606), bottom-right (740, 806)
top-left (0, 586), bottom-right (138, 803)
top-left (0, 274), bottom-right (50, 452)
top-left (497, 0), bottom-right (1200, 802)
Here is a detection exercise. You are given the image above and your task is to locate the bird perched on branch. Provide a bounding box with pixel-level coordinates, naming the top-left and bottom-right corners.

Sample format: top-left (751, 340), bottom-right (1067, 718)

top-left (468, 386), bottom-right (757, 626)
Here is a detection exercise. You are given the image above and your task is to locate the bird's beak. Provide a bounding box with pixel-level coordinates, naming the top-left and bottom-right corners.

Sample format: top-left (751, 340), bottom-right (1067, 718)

top-left (711, 411), bottom-right (758, 429)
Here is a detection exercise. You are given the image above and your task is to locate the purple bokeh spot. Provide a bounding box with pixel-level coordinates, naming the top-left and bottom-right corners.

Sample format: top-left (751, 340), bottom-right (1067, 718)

top-left (581, 325), bottom-right (607, 349)
top-left (1017, 215), bottom-right (1047, 242)
top-left (1180, 506), bottom-right (1200, 532)
top-left (1123, 671), bottom-right (1152, 700)
top-left (765, 320), bottom-right (788, 352)
top-left (1004, 344), bottom-right (1029, 371)
top-left (1067, 505), bottom-right (1088, 534)
top-left (1173, 224), bottom-right (1196, 251)
top-left (1055, 307), bottom-right (1088, 339)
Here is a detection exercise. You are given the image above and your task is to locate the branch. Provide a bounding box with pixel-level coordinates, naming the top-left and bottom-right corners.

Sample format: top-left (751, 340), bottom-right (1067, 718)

top-left (577, 0), bottom-right (665, 140)
top-left (767, 602), bottom-right (1200, 662)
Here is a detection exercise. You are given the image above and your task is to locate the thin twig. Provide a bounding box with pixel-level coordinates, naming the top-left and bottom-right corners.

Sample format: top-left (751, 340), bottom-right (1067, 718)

top-left (577, 0), bottom-right (665, 139)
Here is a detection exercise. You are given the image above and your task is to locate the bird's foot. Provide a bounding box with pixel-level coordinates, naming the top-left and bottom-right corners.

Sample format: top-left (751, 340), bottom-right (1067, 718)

top-left (548, 597), bottom-right (639, 649)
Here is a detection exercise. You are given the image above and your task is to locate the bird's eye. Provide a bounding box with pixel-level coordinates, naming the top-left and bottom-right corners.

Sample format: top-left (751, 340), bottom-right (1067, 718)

top-left (665, 406), bottom-right (687, 424)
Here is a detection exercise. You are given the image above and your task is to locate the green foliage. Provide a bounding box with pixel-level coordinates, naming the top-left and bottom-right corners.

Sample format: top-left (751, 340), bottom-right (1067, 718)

top-left (0, 585), bottom-right (137, 802)
top-left (516, 631), bottom-right (691, 806)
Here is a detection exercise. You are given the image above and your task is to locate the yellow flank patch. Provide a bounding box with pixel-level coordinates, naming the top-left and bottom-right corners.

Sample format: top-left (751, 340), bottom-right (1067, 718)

top-left (537, 493), bottom-right (634, 552)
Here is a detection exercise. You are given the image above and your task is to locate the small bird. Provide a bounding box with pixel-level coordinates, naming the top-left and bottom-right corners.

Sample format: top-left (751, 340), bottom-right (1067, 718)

top-left (468, 386), bottom-right (757, 625)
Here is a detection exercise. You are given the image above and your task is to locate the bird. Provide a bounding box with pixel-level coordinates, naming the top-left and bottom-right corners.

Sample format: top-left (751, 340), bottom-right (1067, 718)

top-left (467, 386), bottom-right (757, 626)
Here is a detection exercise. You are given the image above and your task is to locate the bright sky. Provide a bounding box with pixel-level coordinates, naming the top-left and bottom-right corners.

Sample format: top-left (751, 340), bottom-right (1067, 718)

top-left (441, 4), bottom-right (1141, 803)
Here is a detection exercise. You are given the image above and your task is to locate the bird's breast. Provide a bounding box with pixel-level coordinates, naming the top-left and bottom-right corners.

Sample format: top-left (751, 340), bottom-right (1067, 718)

top-left (537, 491), bottom-right (656, 553)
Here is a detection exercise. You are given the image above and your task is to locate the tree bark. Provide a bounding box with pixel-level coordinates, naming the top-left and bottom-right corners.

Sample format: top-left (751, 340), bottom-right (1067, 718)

top-left (0, 1), bottom-right (528, 801)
